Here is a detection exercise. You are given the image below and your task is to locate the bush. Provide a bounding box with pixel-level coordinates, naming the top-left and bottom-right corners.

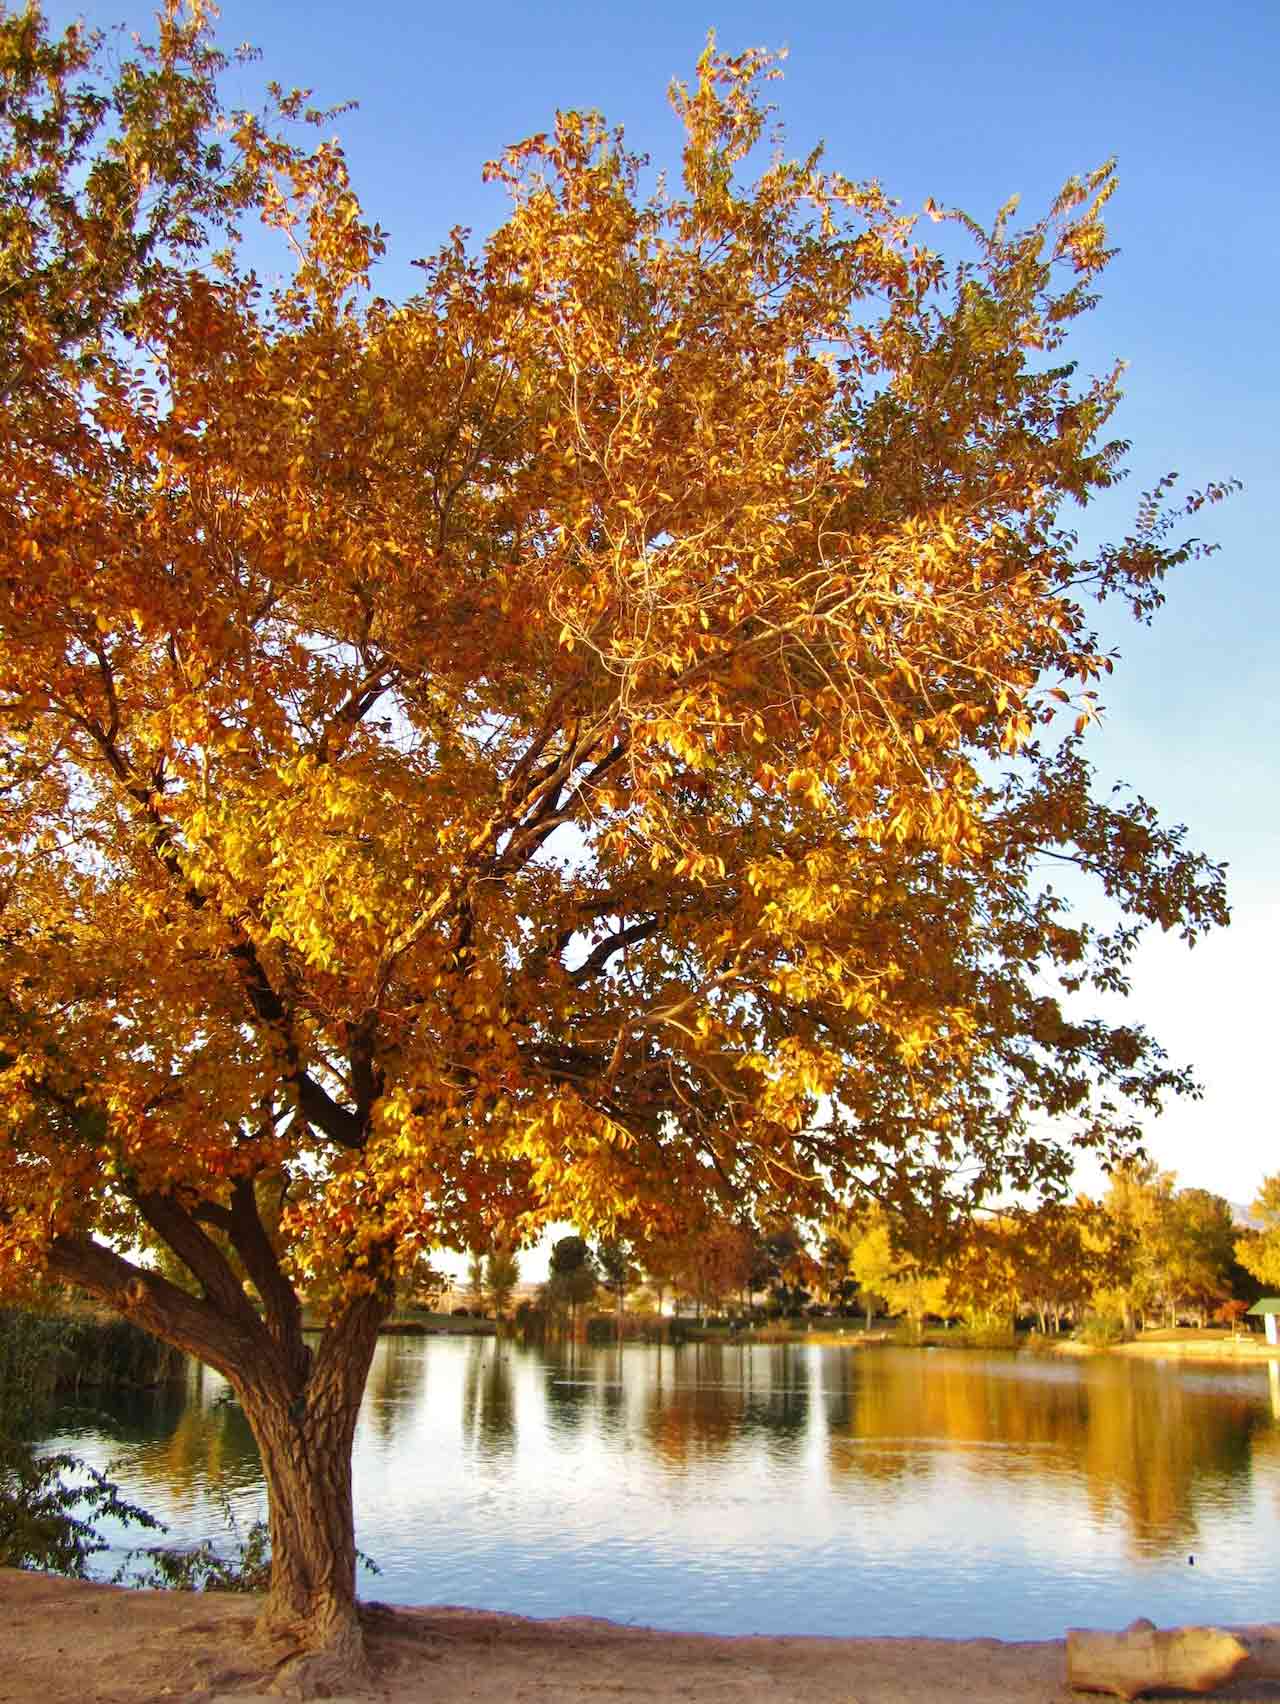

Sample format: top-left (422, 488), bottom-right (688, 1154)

top-left (951, 1323), bottom-right (1018, 1350)
top-left (1, 1440), bottom-right (163, 1576)
top-left (0, 1303), bottom-right (167, 1577)
top-left (1076, 1312), bottom-right (1129, 1347)
top-left (121, 1512), bottom-right (271, 1592)
top-left (0, 1303), bottom-right (184, 1401)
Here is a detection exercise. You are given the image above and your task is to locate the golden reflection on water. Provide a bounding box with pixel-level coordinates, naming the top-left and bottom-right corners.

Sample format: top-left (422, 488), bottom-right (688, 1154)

top-left (815, 1350), bottom-right (1268, 1556)
top-left (58, 1339), bottom-right (1280, 1571)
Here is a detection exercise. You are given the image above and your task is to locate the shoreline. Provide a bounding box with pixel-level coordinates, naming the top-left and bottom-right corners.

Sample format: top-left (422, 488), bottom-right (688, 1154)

top-left (1050, 1333), bottom-right (1280, 1363)
top-left (5, 1569), bottom-right (1280, 1704)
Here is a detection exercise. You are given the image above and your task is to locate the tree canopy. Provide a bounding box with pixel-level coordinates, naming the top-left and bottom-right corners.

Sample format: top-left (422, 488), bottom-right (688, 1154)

top-left (0, 2), bottom-right (1230, 1682)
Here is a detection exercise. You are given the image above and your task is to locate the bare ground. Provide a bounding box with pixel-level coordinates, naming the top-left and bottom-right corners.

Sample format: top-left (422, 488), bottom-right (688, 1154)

top-left (4, 1569), bottom-right (1280, 1704)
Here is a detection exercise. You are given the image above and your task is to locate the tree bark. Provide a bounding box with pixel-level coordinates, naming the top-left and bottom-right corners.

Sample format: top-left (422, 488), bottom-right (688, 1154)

top-left (229, 1288), bottom-right (389, 1694)
top-left (46, 1217), bottom-right (392, 1697)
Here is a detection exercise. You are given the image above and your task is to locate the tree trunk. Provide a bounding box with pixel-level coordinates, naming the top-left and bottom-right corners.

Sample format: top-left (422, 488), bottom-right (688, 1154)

top-left (233, 1290), bottom-right (389, 1694)
top-left (240, 1388), bottom-right (362, 1666)
top-left (46, 1203), bottom-right (392, 1698)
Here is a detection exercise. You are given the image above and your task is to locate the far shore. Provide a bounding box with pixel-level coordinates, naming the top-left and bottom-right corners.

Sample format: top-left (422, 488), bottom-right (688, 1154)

top-left (1052, 1330), bottom-right (1280, 1362)
top-left (7, 1567), bottom-right (1280, 1704)
top-left (369, 1313), bottom-right (1280, 1362)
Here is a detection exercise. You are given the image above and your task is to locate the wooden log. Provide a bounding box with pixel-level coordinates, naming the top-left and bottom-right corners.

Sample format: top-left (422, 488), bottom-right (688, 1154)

top-left (1234, 1627), bottom-right (1280, 1682)
top-left (1066, 1619), bottom-right (1251, 1700)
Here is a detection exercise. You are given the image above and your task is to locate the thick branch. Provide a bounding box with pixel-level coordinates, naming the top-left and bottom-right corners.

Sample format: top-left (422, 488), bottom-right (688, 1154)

top-left (227, 1173), bottom-right (308, 1378)
top-left (45, 1233), bottom-right (270, 1385)
top-left (569, 916), bottom-right (661, 984)
top-left (133, 1187), bottom-right (264, 1326)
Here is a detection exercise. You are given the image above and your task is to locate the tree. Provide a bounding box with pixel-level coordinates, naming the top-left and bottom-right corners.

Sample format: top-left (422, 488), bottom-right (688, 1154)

top-left (484, 1240), bottom-right (521, 1320)
top-left (943, 1216), bottom-right (1023, 1333)
top-left (595, 1236), bottom-right (635, 1340)
top-left (760, 1222), bottom-right (818, 1317)
top-left (819, 1230), bottom-right (851, 1310)
top-left (829, 1215), bottom-right (885, 1327)
top-left (1097, 1162), bottom-right (1175, 1329)
top-left (1164, 1188), bottom-right (1235, 1327)
top-left (0, 8), bottom-right (1230, 1688)
top-left (546, 1235), bottom-right (597, 1331)
top-left (847, 1209), bottom-right (947, 1331)
top-left (1237, 1176), bottom-right (1280, 1289)
top-left (692, 1222), bottom-right (759, 1318)
top-left (1010, 1200), bottom-right (1107, 1334)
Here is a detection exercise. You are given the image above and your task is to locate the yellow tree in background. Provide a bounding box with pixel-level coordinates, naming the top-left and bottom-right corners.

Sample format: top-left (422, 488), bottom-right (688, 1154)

top-left (1237, 1176), bottom-right (1280, 1290)
top-left (0, 5), bottom-right (1230, 1685)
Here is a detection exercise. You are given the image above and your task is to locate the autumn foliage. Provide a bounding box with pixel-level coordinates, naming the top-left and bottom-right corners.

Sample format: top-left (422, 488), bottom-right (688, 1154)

top-left (0, 1), bottom-right (1229, 1680)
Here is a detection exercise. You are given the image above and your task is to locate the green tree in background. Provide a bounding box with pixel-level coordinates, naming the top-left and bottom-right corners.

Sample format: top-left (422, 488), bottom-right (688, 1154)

top-left (484, 1242), bottom-right (521, 1319)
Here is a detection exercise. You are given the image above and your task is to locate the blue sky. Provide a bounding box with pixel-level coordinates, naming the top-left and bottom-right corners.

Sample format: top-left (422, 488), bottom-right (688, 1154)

top-left (52, 0), bottom-right (1279, 1207)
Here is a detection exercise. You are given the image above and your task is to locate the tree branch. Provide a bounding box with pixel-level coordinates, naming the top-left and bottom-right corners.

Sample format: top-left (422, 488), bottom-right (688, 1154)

top-left (132, 1187), bottom-right (263, 1327)
top-left (569, 916), bottom-right (661, 984)
top-left (44, 1233), bottom-right (269, 1385)
top-left (227, 1174), bottom-right (308, 1381)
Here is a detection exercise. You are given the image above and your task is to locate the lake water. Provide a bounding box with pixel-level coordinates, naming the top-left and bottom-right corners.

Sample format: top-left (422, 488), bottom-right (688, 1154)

top-left (40, 1338), bottom-right (1280, 1640)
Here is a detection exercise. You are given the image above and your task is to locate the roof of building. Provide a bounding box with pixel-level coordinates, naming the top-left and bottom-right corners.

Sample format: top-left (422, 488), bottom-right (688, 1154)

top-left (1246, 1299), bottom-right (1280, 1315)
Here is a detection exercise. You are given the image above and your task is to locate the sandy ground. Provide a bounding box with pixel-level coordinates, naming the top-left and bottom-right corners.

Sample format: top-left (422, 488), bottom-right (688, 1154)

top-left (5, 1571), bottom-right (1280, 1704)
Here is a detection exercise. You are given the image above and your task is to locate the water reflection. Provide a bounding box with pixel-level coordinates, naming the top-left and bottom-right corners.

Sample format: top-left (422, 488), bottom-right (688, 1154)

top-left (43, 1340), bottom-right (1280, 1640)
top-left (461, 1339), bottom-right (516, 1456)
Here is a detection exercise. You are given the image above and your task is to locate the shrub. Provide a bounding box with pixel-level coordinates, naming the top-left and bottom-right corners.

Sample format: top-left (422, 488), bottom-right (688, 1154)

top-left (0, 1304), bottom-right (167, 1576)
top-left (951, 1323), bottom-right (1018, 1350)
top-left (1076, 1312), bottom-right (1129, 1347)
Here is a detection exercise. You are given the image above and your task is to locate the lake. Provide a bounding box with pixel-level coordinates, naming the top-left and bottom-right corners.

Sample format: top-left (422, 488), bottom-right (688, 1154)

top-left (40, 1338), bottom-right (1280, 1640)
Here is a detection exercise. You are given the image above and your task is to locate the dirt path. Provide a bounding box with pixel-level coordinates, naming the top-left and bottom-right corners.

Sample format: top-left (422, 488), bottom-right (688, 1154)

top-left (5, 1569), bottom-right (1280, 1703)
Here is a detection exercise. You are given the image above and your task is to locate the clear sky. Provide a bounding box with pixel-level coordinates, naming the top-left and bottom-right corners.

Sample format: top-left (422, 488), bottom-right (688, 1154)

top-left (50, 0), bottom-right (1279, 1208)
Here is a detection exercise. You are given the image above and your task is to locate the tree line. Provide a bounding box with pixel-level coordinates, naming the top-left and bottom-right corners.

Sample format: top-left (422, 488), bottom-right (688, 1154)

top-left (447, 1166), bottom-right (1280, 1339)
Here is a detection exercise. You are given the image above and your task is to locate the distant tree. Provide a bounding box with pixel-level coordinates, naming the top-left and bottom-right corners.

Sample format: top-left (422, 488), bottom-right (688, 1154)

top-left (596, 1237), bottom-right (635, 1341)
top-left (1237, 1176), bottom-right (1280, 1290)
top-left (820, 1228), bottom-right (859, 1314)
top-left (635, 1236), bottom-right (679, 1317)
top-left (692, 1223), bottom-right (757, 1319)
top-left (848, 1214), bottom-right (896, 1328)
top-left (484, 1242), bottom-right (521, 1320)
top-left (1098, 1162), bottom-right (1177, 1329)
top-left (635, 1220), bottom-right (755, 1318)
top-left (1164, 1189), bottom-right (1235, 1326)
top-left (547, 1236), bottom-right (597, 1331)
top-left (848, 1209), bottom-right (947, 1331)
top-left (1213, 1298), bottom-right (1249, 1331)
top-left (761, 1224), bottom-right (817, 1317)
top-left (398, 1252), bottom-right (449, 1312)
top-left (465, 1249), bottom-right (486, 1313)
top-left (1012, 1200), bottom-right (1109, 1333)
top-left (596, 1238), bottom-right (635, 1302)
top-left (549, 1235), bottom-right (593, 1282)
top-left (943, 1217), bottom-right (1022, 1332)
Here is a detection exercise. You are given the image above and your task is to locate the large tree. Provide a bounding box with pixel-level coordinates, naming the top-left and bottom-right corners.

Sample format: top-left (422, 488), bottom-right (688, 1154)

top-left (0, 5), bottom-right (1229, 1688)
